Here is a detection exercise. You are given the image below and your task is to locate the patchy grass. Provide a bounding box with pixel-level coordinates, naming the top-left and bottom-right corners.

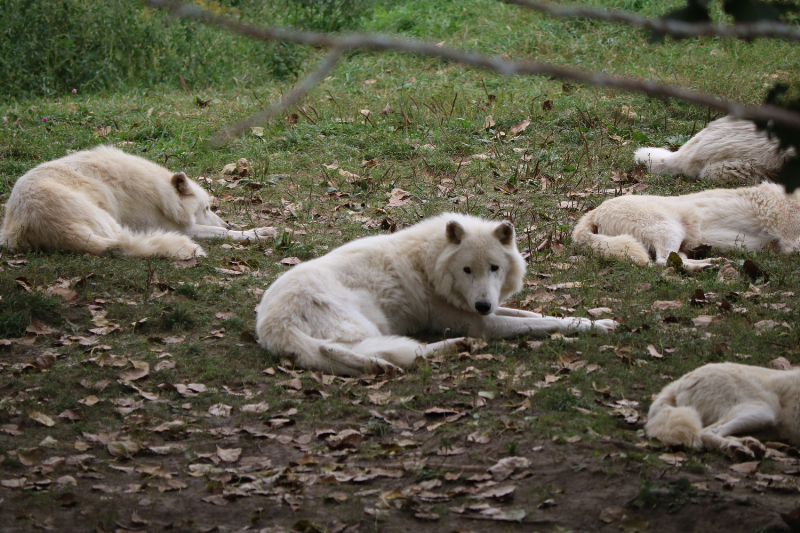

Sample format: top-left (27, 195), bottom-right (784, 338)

top-left (1, 1), bottom-right (800, 531)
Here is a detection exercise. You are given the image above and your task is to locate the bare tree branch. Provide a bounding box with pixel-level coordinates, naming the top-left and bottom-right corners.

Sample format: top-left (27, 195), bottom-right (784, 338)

top-left (145, 0), bottom-right (800, 133)
top-left (503, 0), bottom-right (800, 41)
top-left (211, 47), bottom-right (344, 145)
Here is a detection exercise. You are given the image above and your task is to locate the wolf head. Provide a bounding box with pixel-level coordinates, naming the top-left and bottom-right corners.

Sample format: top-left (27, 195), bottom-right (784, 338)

top-left (431, 216), bottom-right (526, 316)
top-left (171, 172), bottom-right (231, 230)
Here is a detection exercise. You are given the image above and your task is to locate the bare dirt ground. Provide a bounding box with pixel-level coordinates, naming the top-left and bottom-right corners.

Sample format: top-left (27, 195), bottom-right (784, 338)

top-left (4, 381), bottom-right (800, 533)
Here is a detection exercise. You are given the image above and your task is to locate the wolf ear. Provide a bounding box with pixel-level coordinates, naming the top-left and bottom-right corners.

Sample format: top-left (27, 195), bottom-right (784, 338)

top-left (446, 220), bottom-right (465, 245)
top-left (171, 172), bottom-right (191, 196)
top-left (494, 220), bottom-right (515, 245)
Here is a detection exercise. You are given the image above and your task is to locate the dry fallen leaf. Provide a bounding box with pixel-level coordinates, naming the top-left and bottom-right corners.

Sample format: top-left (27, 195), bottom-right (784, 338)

top-left (646, 345), bottom-right (663, 359)
top-left (29, 411), bottom-right (55, 427)
top-left (692, 315), bottom-right (714, 328)
top-left (717, 263), bottom-right (740, 282)
top-left (107, 439), bottom-right (141, 458)
top-left (387, 188), bottom-right (412, 207)
top-left (658, 452), bottom-right (686, 466)
top-left (16, 447), bottom-right (43, 466)
top-left (216, 446), bottom-right (242, 463)
top-left (731, 461), bottom-right (759, 474)
top-left (280, 257), bottom-right (302, 267)
top-left (241, 402), bottom-right (270, 413)
top-left (488, 456), bottom-right (531, 481)
top-left (326, 429), bottom-right (363, 450)
top-left (119, 367), bottom-right (149, 382)
top-left (507, 118), bottom-right (531, 136)
top-left (26, 320), bottom-right (55, 335)
top-left (754, 319), bottom-right (777, 331)
top-left (476, 485), bottom-right (516, 501)
top-left (78, 395), bottom-right (101, 406)
top-left (652, 300), bottom-right (683, 311)
top-left (208, 404), bottom-right (232, 417)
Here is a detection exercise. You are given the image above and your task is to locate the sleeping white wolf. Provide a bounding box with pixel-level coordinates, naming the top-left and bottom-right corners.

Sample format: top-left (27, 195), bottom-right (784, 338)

top-left (256, 213), bottom-right (617, 376)
top-left (634, 116), bottom-right (793, 183)
top-left (572, 182), bottom-right (800, 271)
top-left (0, 146), bottom-right (274, 258)
top-left (647, 363), bottom-right (800, 460)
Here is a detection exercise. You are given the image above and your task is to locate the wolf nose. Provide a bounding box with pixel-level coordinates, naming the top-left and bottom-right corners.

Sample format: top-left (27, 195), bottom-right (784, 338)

top-left (475, 301), bottom-right (492, 315)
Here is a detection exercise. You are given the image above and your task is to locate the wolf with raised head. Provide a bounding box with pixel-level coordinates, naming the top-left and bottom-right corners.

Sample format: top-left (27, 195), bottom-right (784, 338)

top-left (634, 116), bottom-right (793, 183)
top-left (256, 213), bottom-right (617, 376)
top-left (646, 363), bottom-right (800, 460)
top-left (572, 182), bottom-right (800, 271)
top-left (0, 146), bottom-right (274, 258)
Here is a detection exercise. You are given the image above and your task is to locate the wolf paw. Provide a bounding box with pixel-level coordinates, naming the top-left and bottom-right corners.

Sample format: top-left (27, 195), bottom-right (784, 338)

top-left (243, 227), bottom-right (277, 241)
top-left (739, 436), bottom-right (767, 459)
top-left (592, 319), bottom-right (618, 332)
top-left (725, 437), bottom-right (766, 461)
top-left (454, 337), bottom-right (483, 353)
top-left (683, 260), bottom-right (718, 272)
top-left (174, 244), bottom-right (206, 260)
top-left (368, 358), bottom-right (401, 377)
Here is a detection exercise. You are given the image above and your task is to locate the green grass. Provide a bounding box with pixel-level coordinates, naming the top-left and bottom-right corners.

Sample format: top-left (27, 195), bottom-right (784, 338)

top-left (1, 1), bottom-right (800, 531)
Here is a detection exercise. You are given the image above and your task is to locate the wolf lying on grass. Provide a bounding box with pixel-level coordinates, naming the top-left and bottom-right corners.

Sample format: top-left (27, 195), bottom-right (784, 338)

top-left (256, 213), bottom-right (617, 376)
top-left (572, 182), bottom-right (800, 271)
top-left (0, 146), bottom-right (275, 259)
top-left (634, 116), bottom-right (793, 183)
top-left (646, 363), bottom-right (800, 460)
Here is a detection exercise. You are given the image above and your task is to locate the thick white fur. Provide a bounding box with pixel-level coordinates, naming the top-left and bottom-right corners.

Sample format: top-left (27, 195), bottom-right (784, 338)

top-left (647, 363), bottom-right (800, 459)
top-left (634, 117), bottom-right (793, 183)
top-left (572, 182), bottom-right (800, 271)
top-left (0, 146), bottom-right (274, 259)
top-left (256, 213), bottom-right (617, 376)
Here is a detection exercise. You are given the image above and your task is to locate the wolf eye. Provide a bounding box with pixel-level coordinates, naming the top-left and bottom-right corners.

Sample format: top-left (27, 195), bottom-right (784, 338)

top-left (490, 265), bottom-right (499, 272)
top-left (463, 267), bottom-right (471, 274)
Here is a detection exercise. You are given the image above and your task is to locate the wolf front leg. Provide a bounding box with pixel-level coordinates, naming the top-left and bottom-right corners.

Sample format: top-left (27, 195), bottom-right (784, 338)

top-left (429, 303), bottom-right (616, 338)
top-left (191, 225), bottom-right (277, 243)
top-left (495, 307), bottom-right (544, 318)
top-left (483, 314), bottom-right (617, 338)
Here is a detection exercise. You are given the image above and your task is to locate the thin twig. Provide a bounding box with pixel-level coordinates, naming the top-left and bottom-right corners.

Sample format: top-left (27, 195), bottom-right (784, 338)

top-left (211, 46), bottom-right (344, 144)
top-left (146, 0), bottom-right (800, 132)
top-left (503, 0), bottom-right (800, 41)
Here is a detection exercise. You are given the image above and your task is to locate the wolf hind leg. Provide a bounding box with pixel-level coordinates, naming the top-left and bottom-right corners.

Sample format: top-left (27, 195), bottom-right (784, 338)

top-left (651, 223), bottom-right (687, 267)
top-left (318, 342), bottom-right (401, 376)
top-left (351, 335), bottom-right (437, 368)
top-left (321, 335), bottom-right (467, 376)
top-left (420, 337), bottom-right (475, 357)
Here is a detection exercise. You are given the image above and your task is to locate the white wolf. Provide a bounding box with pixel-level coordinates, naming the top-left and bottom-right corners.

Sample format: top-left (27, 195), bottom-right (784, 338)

top-left (634, 116), bottom-right (793, 183)
top-left (0, 146), bottom-right (274, 259)
top-left (572, 182), bottom-right (800, 271)
top-left (255, 213), bottom-right (617, 376)
top-left (646, 363), bottom-right (800, 459)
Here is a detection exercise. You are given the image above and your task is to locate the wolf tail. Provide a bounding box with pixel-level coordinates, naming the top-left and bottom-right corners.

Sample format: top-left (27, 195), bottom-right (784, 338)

top-left (645, 388), bottom-right (703, 448)
top-left (112, 229), bottom-right (205, 259)
top-left (572, 213), bottom-right (650, 265)
top-left (634, 147), bottom-right (680, 176)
